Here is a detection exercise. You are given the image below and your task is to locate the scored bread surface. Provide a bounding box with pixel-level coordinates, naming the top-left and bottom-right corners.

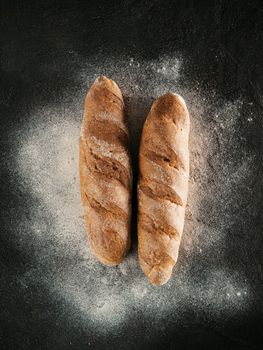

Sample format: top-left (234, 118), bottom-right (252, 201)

top-left (79, 76), bottom-right (132, 265)
top-left (138, 93), bottom-right (190, 285)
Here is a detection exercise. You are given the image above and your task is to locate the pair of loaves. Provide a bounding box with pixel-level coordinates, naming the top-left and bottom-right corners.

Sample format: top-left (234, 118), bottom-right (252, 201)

top-left (79, 76), bottom-right (190, 286)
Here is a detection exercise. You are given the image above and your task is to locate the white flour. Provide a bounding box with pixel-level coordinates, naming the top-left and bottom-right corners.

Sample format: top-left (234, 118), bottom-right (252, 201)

top-left (15, 53), bottom-right (255, 331)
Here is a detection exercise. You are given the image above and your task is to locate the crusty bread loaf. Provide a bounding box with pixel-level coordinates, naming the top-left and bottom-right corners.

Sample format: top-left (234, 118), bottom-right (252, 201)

top-left (79, 76), bottom-right (132, 265)
top-left (138, 93), bottom-right (190, 285)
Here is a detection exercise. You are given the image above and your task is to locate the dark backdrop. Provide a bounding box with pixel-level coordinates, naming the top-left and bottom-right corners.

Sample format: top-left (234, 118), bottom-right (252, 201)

top-left (1, 1), bottom-right (263, 349)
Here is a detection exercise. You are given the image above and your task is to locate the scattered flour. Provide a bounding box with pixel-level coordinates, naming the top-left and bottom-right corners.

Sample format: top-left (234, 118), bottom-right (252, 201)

top-left (14, 53), bottom-right (256, 331)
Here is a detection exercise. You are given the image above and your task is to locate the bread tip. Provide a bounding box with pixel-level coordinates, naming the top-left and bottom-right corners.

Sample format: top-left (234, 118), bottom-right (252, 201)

top-left (171, 92), bottom-right (187, 107)
top-left (92, 75), bottom-right (122, 98)
top-left (94, 75), bottom-right (118, 87)
top-left (90, 247), bottom-right (125, 266)
top-left (147, 265), bottom-right (172, 286)
top-left (94, 75), bottom-right (108, 83)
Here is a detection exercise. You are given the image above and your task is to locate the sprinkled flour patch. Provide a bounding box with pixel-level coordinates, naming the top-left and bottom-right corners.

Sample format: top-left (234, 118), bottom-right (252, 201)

top-left (14, 53), bottom-right (255, 331)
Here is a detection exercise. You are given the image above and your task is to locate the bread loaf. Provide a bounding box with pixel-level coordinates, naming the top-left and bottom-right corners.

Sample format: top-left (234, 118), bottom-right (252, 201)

top-left (138, 93), bottom-right (190, 285)
top-left (79, 76), bottom-right (132, 265)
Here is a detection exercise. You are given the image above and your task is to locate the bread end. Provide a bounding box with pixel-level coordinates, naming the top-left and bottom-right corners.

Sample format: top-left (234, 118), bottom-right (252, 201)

top-left (92, 75), bottom-right (123, 101)
top-left (147, 265), bottom-right (173, 286)
top-left (139, 254), bottom-right (174, 286)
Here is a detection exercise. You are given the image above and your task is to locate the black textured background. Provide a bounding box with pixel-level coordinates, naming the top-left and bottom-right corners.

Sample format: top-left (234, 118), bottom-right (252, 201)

top-left (1, 1), bottom-right (263, 349)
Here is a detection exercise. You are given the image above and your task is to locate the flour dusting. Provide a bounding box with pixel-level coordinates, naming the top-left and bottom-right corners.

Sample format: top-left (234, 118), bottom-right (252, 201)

top-left (14, 53), bottom-right (257, 331)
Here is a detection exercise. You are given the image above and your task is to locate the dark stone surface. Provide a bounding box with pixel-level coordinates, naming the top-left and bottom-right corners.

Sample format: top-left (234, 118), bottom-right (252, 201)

top-left (1, 1), bottom-right (263, 349)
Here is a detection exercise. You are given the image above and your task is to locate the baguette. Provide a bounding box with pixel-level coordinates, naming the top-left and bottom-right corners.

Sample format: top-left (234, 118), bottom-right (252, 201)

top-left (138, 93), bottom-right (190, 285)
top-left (79, 76), bottom-right (132, 265)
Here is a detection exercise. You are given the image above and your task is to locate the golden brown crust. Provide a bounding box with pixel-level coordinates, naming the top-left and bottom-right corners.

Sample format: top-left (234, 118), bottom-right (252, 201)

top-left (79, 76), bottom-right (132, 265)
top-left (138, 93), bottom-right (190, 285)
